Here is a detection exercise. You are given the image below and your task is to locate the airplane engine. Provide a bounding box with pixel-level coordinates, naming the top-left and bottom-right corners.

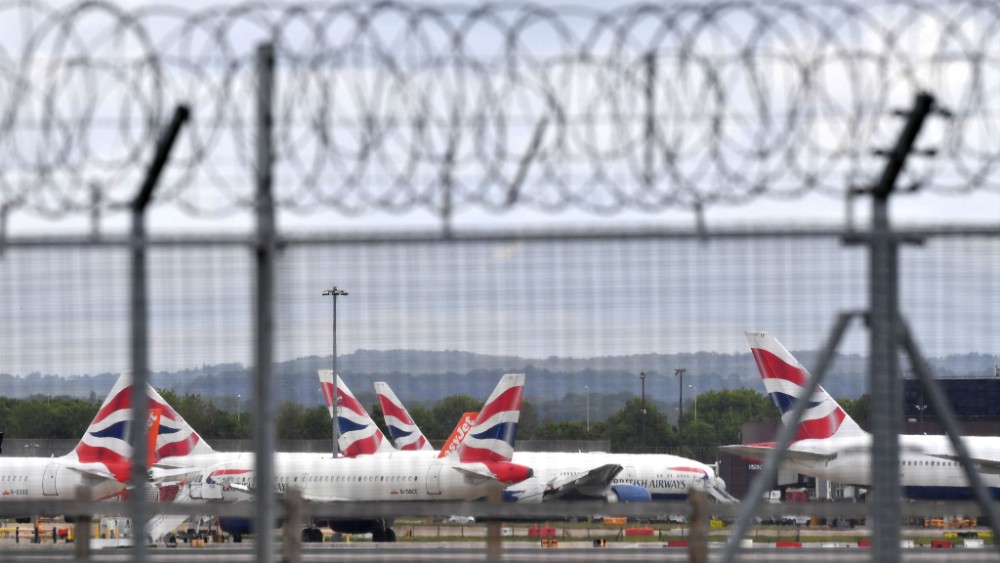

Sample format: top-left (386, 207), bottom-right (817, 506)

top-left (486, 461), bottom-right (534, 484)
top-left (313, 517), bottom-right (397, 542)
top-left (216, 517), bottom-right (284, 542)
top-left (606, 484), bottom-right (652, 503)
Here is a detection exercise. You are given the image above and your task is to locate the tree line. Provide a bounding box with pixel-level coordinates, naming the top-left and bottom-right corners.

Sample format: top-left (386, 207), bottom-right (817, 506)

top-left (0, 389), bottom-right (872, 462)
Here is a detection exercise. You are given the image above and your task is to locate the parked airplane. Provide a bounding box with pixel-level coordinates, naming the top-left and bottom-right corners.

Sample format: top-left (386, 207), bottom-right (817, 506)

top-left (367, 380), bottom-right (733, 503)
top-left (720, 331), bottom-right (1000, 500)
top-left (0, 373), bottom-right (205, 521)
top-left (165, 373), bottom-right (533, 542)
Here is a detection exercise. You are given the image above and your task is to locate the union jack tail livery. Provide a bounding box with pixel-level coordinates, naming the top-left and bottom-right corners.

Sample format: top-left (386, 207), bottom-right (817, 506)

top-left (374, 381), bottom-right (433, 451)
top-left (318, 370), bottom-right (395, 457)
top-left (64, 373), bottom-right (214, 482)
top-left (456, 373), bottom-right (525, 463)
top-left (746, 331), bottom-right (865, 441)
top-left (146, 384), bottom-right (216, 461)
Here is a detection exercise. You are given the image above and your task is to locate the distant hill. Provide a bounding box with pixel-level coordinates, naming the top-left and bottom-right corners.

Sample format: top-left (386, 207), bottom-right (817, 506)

top-left (2, 349), bottom-right (997, 409)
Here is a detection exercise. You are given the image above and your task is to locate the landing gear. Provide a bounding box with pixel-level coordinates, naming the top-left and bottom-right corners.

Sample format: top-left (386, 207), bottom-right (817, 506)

top-left (301, 528), bottom-right (324, 543)
top-left (371, 521), bottom-right (397, 543)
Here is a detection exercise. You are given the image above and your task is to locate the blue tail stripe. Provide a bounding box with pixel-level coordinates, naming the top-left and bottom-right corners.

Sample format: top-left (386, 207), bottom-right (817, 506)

top-left (768, 392), bottom-right (820, 414)
top-left (89, 420), bottom-right (129, 440)
top-left (157, 425), bottom-right (179, 435)
top-left (471, 421), bottom-right (518, 445)
top-left (388, 425), bottom-right (413, 440)
top-left (338, 417), bottom-right (369, 434)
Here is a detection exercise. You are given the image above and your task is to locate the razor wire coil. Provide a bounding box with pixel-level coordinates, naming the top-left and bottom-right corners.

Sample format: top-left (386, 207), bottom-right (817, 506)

top-left (0, 0), bottom-right (999, 218)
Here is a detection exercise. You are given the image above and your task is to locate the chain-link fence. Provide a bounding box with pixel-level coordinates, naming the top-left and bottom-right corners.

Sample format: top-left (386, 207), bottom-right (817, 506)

top-left (2, 1), bottom-right (1000, 562)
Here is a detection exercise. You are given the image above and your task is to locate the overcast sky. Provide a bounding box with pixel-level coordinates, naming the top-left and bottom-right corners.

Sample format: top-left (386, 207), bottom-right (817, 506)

top-left (1, 1), bottom-right (999, 379)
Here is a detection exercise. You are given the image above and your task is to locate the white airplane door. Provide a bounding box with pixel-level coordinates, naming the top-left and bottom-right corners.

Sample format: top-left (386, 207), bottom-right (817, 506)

top-left (426, 464), bottom-right (442, 495)
top-left (43, 462), bottom-right (59, 496)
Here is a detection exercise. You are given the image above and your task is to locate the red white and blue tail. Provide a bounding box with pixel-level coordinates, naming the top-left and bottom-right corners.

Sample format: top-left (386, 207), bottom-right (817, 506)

top-left (746, 331), bottom-right (865, 441)
top-left (64, 372), bottom-right (214, 482)
top-left (146, 384), bottom-right (215, 460)
top-left (374, 381), bottom-right (432, 451)
top-left (456, 373), bottom-right (525, 463)
top-left (318, 370), bottom-right (395, 456)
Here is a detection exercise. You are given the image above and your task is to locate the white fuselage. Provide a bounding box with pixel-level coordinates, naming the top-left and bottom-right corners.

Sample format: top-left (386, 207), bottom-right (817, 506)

top-left (510, 451), bottom-right (720, 500)
top-left (161, 451), bottom-right (510, 502)
top-left (783, 434), bottom-right (1000, 499)
top-left (0, 457), bottom-right (127, 504)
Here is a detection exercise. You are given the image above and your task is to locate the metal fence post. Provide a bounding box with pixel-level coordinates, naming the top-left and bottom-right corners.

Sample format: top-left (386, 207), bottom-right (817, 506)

top-left (868, 92), bottom-right (934, 562)
top-left (254, 42), bottom-right (277, 563)
top-left (129, 104), bottom-right (189, 563)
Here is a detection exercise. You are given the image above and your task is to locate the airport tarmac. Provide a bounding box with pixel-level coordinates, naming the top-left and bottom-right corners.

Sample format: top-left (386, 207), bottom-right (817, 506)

top-left (1, 542), bottom-right (1000, 562)
top-left (0, 538), bottom-right (998, 562)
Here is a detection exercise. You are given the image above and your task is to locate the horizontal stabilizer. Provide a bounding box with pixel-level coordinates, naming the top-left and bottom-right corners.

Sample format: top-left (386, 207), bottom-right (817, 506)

top-left (718, 444), bottom-right (836, 464)
top-left (452, 465), bottom-right (498, 484)
top-left (66, 465), bottom-right (118, 482)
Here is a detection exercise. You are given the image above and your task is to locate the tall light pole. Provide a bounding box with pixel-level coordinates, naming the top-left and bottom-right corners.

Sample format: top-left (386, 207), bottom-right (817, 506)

top-left (688, 384), bottom-right (697, 422)
top-left (236, 394), bottom-right (241, 423)
top-left (323, 286), bottom-right (348, 456)
top-left (675, 368), bottom-right (686, 453)
top-left (639, 372), bottom-right (646, 448)
top-left (584, 385), bottom-right (590, 433)
top-left (915, 403), bottom-right (927, 434)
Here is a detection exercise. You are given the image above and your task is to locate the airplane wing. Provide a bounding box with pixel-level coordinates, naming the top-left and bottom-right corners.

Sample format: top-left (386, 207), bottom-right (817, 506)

top-left (930, 454), bottom-right (1000, 475)
top-left (149, 465), bottom-right (205, 485)
top-left (718, 444), bottom-right (837, 464)
top-left (65, 465), bottom-right (119, 482)
top-left (543, 463), bottom-right (623, 499)
top-left (452, 465), bottom-right (501, 484)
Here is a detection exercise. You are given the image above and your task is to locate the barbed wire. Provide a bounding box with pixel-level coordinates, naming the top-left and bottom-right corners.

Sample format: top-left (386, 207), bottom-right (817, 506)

top-left (0, 0), bottom-right (998, 219)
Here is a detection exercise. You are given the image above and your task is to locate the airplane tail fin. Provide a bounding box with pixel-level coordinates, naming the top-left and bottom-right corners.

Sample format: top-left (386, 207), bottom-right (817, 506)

top-left (145, 384), bottom-right (216, 460)
top-left (456, 373), bottom-right (525, 463)
top-left (374, 381), bottom-right (433, 451)
top-left (67, 373), bottom-right (136, 481)
top-left (66, 373), bottom-right (213, 481)
top-left (437, 412), bottom-right (478, 458)
top-left (746, 331), bottom-right (866, 441)
top-left (318, 370), bottom-right (395, 456)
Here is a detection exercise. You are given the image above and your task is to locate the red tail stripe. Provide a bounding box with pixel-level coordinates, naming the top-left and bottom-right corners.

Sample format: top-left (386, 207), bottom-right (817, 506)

top-left (337, 387), bottom-right (367, 417)
top-left (795, 408), bottom-right (846, 440)
top-left (320, 381), bottom-right (335, 407)
top-left (73, 443), bottom-right (132, 482)
top-left (378, 395), bottom-right (413, 423)
top-left (458, 443), bottom-right (508, 463)
top-left (93, 387), bottom-right (185, 424)
top-left (400, 436), bottom-right (427, 451)
top-left (473, 386), bottom-right (523, 426)
top-left (751, 348), bottom-right (807, 387)
top-left (342, 433), bottom-right (381, 457)
top-left (156, 435), bottom-right (201, 460)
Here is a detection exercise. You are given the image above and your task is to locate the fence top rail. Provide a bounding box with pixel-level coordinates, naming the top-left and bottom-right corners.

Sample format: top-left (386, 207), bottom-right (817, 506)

top-left (3, 224), bottom-right (1000, 248)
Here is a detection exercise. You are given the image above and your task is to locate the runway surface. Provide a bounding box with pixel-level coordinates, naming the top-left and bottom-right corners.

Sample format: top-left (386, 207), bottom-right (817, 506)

top-left (0, 541), bottom-right (998, 562)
